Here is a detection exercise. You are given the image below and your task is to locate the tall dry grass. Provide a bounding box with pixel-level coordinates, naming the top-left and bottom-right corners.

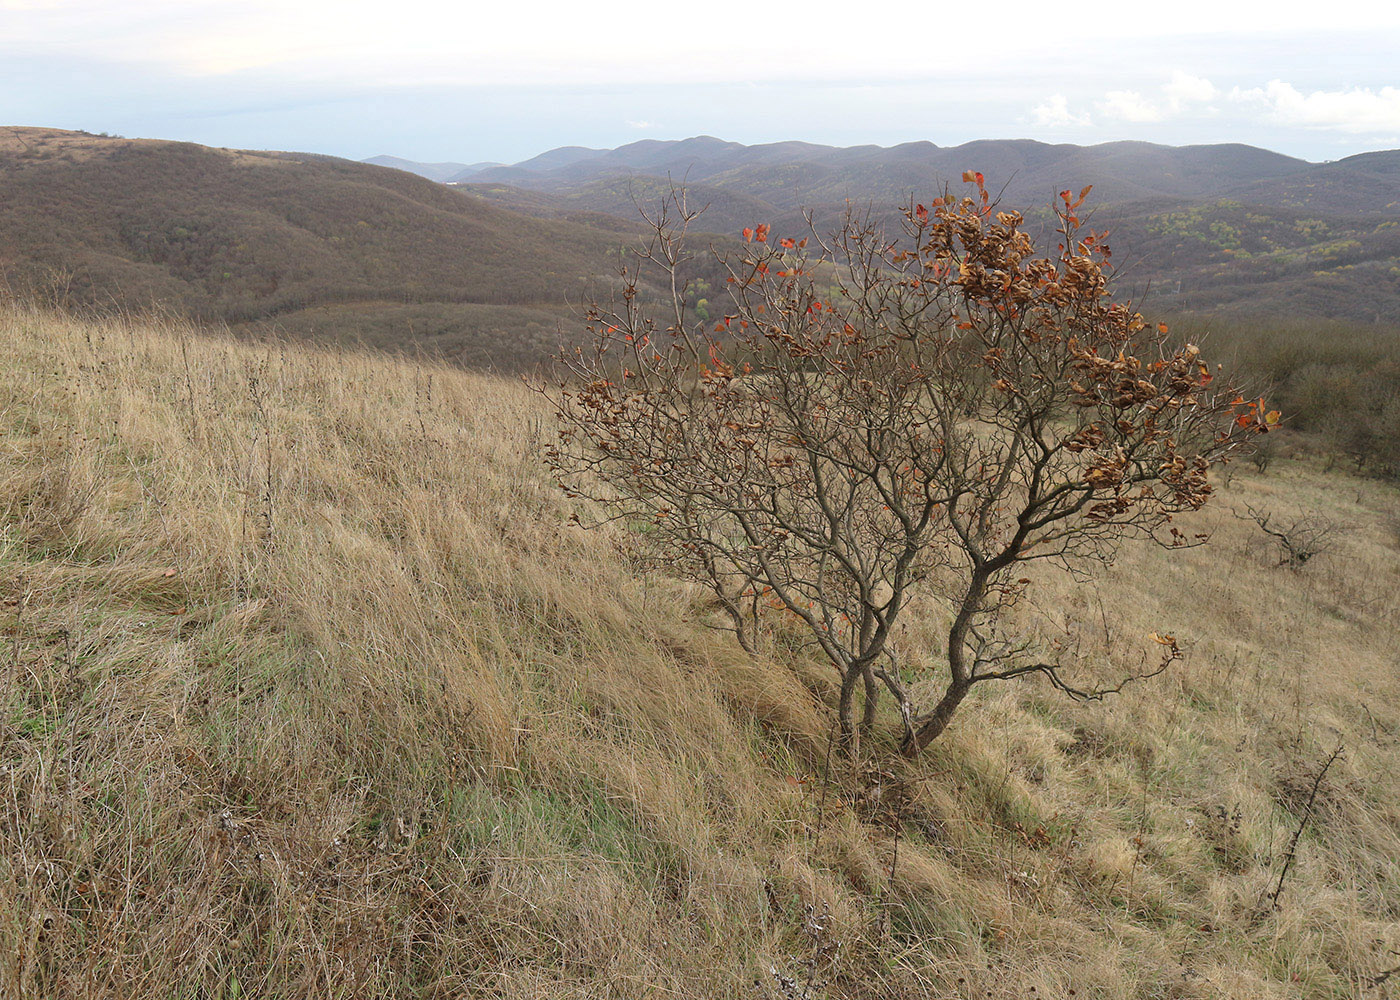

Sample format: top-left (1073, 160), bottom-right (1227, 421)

top-left (1, 304), bottom-right (1398, 999)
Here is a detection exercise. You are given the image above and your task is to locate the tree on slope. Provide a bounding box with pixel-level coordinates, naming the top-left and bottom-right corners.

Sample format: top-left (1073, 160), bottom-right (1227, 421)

top-left (539, 176), bottom-right (1274, 757)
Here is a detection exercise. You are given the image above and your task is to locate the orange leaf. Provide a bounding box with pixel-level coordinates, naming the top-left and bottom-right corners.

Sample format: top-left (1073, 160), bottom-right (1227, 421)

top-left (742, 227), bottom-right (753, 241)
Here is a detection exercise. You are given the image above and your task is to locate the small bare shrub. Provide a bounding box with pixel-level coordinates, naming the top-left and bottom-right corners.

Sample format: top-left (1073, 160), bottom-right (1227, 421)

top-left (1239, 503), bottom-right (1347, 570)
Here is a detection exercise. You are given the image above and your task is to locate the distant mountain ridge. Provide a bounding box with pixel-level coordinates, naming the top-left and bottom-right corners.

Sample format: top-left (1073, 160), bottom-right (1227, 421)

top-left (423, 135), bottom-right (1400, 323)
top-left (454, 135), bottom-right (1372, 210)
top-left (363, 154), bottom-right (502, 183)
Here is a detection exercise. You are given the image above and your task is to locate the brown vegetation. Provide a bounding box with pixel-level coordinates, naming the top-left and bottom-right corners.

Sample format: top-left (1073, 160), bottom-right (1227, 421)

top-left (1172, 315), bottom-right (1400, 479)
top-left (0, 128), bottom-right (730, 370)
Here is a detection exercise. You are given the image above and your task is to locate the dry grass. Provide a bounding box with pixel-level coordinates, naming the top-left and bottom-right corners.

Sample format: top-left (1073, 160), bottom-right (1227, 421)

top-left (1, 303), bottom-right (1398, 999)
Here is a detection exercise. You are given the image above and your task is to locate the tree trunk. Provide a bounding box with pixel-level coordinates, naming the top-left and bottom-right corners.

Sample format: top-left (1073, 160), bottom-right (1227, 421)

top-left (860, 663), bottom-right (880, 736)
top-left (901, 571), bottom-right (984, 756)
top-left (900, 678), bottom-right (970, 756)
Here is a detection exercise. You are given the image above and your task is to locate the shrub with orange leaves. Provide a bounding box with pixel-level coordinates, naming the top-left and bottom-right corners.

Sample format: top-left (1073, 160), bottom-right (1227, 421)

top-left (537, 177), bottom-right (1269, 757)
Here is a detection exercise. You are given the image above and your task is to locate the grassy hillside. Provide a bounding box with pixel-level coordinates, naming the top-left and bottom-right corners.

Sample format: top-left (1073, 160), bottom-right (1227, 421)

top-left (3, 306), bottom-right (1400, 998)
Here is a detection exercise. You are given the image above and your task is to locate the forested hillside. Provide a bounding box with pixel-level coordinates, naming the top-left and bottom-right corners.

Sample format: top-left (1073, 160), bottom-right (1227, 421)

top-left (0, 129), bottom-right (675, 367)
top-left (6, 127), bottom-right (1398, 368)
top-left (448, 136), bottom-right (1400, 322)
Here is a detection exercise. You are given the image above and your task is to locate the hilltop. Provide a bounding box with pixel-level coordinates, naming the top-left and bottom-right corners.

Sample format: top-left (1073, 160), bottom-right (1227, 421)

top-left (3, 305), bottom-right (1398, 998)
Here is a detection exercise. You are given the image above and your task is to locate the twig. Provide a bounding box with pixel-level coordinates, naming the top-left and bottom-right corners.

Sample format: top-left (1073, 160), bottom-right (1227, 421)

top-left (1266, 741), bottom-right (1344, 911)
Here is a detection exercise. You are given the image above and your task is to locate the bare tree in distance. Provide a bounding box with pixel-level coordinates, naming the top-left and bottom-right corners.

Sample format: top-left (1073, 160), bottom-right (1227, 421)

top-left (1239, 504), bottom-right (1346, 570)
top-left (536, 175), bottom-right (1275, 758)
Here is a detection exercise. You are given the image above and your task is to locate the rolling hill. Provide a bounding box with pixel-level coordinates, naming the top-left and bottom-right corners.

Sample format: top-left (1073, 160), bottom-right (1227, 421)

top-left (458, 135), bottom-right (1389, 215)
top-left (0, 128), bottom-right (668, 368)
top-left (6, 128), bottom-right (1398, 372)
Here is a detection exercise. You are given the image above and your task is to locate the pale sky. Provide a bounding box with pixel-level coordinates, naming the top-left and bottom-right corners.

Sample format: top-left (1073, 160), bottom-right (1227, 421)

top-left (4, 0), bottom-right (1399, 164)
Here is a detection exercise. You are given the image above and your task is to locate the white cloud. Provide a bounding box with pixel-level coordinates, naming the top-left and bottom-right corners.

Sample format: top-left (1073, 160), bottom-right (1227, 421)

top-left (1163, 71), bottom-right (1217, 111)
top-left (1029, 94), bottom-right (1091, 128)
top-left (1098, 90), bottom-right (1163, 122)
top-left (1095, 73), bottom-right (1219, 123)
top-left (1231, 80), bottom-right (1400, 133)
top-left (626, 120), bottom-right (657, 130)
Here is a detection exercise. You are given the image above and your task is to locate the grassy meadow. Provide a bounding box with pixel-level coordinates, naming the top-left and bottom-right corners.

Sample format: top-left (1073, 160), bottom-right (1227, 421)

top-left (2, 305), bottom-right (1399, 998)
